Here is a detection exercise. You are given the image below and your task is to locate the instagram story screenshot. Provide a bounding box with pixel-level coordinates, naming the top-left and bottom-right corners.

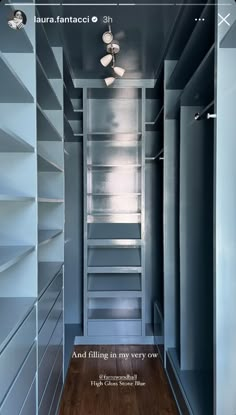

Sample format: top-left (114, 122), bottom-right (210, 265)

top-left (0, 0), bottom-right (235, 414)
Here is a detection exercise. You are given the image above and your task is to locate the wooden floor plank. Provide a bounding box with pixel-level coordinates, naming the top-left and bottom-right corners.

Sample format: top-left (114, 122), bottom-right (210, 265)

top-left (59, 345), bottom-right (179, 415)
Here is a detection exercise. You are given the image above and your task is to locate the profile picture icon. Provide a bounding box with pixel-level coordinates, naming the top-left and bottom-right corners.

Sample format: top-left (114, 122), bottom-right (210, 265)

top-left (8, 10), bottom-right (27, 30)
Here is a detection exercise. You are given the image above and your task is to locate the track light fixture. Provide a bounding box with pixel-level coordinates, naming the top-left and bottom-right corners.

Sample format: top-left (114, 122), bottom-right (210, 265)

top-left (113, 66), bottom-right (125, 77)
top-left (100, 25), bottom-right (126, 86)
top-left (104, 77), bottom-right (115, 86)
top-left (100, 54), bottom-right (113, 67)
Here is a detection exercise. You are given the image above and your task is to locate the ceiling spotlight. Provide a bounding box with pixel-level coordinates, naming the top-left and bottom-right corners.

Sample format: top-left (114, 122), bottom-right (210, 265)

top-left (102, 31), bottom-right (113, 44)
top-left (113, 66), bottom-right (125, 77)
top-left (100, 54), bottom-right (113, 67)
top-left (104, 77), bottom-right (115, 87)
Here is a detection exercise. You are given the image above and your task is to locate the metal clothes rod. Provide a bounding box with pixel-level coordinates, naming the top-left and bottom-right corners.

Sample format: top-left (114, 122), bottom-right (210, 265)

top-left (194, 100), bottom-right (215, 121)
top-left (145, 148), bottom-right (164, 161)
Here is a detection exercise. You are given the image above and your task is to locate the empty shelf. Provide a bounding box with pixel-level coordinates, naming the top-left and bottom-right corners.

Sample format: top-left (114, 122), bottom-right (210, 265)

top-left (0, 194), bottom-right (35, 202)
top-left (87, 291), bottom-right (142, 298)
top-left (36, 21), bottom-right (61, 79)
top-left (37, 105), bottom-right (62, 142)
top-left (38, 230), bottom-right (63, 246)
top-left (0, 246), bottom-right (34, 273)
top-left (87, 267), bottom-right (142, 273)
top-left (37, 152), bottom-right (63, 172)
top-left (0, 297), bottom-right (36, 353)
top-left (38, 261), bottom-right (63, 296)
top-left (88, 308), bottom-right (141, 320)
top-left (38, 197), bottom-right (64, 203)
top-left (87, 213), bottom-right (141, 224)
top-left (0, 128), bottom-right (34, 152)
top-left (87, 164), bottom-right (142, 169)
top-left (0, 52), bottom-right (33, 103)
top-left (88, 239), bottom-right (142, 247)
top-left (37, 58), bottom-right (62, 110)
top-left (88, 274), bottom-right (141, 292)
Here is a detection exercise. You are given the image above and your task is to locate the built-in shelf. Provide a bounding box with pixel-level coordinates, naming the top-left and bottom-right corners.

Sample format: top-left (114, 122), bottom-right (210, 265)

top-left (37, 105), bottom-right (62, 142)
top-left (87, 291), bottom-right (142, 298)
top-left (0, 194), bottom-right (35, 202)
top-left (38, 197), bottom-right (64, 203)
top-left (88, 308), bottom-right (141, 320)
top-left (87, 164), bottom-right (142, 169)
top-left (37, 152), bottom-right (63, 172)
top-left (37, 58), bottom-right (62, 110)
top-left (87, 192), bottom-right (142, 196)
top-left (88, 132), bottom-right (142, 136)
top-left (87, 267), bottom-right (142, 274)
top-left (36, 20), bottom-right (61, 79)
top-left (87, 213), bottom-right (141, 224)
top-left (38, 230), bottom-right (63, 246)
top-left (0, 298), bottom-right (36, 353)
top-left (0, 127), bottom-right (34, 153)
top-left (145, 105), bottom-right (164, 126)
top-left (38, 262), bottom-right (63, 297)
top-left (0, 246), bottom-right (35, 273)
top-left (0, 52), bottom-right (34, 103)
top-left (87, 239), bottom-right (142, 247)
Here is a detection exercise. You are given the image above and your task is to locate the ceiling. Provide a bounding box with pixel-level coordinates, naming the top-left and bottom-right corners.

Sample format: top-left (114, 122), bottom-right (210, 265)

top-left (46, 1), bottom-right (179, 80)
top-left (43, 0), bottom-right (213, 81)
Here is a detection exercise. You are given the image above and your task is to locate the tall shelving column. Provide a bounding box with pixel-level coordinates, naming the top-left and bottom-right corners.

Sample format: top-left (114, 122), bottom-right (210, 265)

top-left (145, 77), bottom-right (165, 345)
top-left (0, 2), bottom-right (38, 413)
top-left (36, 13), bottom-right (64, 415)
top-left (84, 87), bottom-right (144, 341)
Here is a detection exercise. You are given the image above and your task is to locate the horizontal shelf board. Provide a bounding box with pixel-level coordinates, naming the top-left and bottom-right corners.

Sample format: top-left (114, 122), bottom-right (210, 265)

top-left (88, 308), bottom-right (141, 320)
top-left (0, 194), bottom-right (35, 202)
top-left (88, 132), bottom-right (142, 136)
top-left (38, 229), bottom-right (63, 246)
top-left (87, 213), bottom-right (141, 223)
top-left (38, 197), bottom-right (64, 203)
top-left (0, 245), bottom-right (34, 273)
top-left (167, 4), bottom-right (214, 90)
top-left (87, 164), bottom-right (142, 169)
top-left (37, 152), bottom-right (64, 172)
top-left (0, 52), bottom-right (34, 103)
top-left (0, 298), bottom-right (36, 353)
top-left (37, 105), bottom-right (62, 142)
top-left (36, 21), bottom-right (61, 79)
top-left (87, 267), bottom-right (142, 273)
top-left (87, 239), bottom-right (142, 247)
top-left (38, 261), bottom-right (63, 297)
top-left (36, 58), bottom-right (62, 110)
top-left (87, 192), bottom-right (141, 196)
top-left (0, 128), bottom-right (34, 153)
top-left (145, 105), bottom-right (164, 125)
top-left (87, 291), bottom-right (142, 298)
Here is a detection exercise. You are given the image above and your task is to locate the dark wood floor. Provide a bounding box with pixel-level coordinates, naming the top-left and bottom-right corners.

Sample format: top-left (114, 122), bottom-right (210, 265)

top-left (59, 345), bottom-right (179, 415)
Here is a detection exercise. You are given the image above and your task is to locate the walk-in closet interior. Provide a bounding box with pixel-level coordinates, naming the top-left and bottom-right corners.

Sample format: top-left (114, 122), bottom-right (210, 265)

top-left (0, 0), bottom-right (236, 414)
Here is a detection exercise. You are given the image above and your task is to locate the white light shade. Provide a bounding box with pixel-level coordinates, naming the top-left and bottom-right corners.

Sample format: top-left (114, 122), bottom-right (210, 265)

top-left (104, 77), bottom-right (115, 87)
top-left (113, 66), bottom-right (125, 77)
top-left (100, 54), bottom-right (113, 67)
top-left (102, 31), bottom-right (113, 44)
